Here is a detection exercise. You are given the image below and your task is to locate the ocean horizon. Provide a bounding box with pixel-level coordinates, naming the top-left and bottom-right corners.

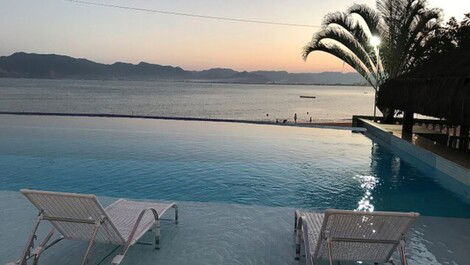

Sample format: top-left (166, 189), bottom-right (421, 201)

top-left (0, 78), bottom-right (374, 122)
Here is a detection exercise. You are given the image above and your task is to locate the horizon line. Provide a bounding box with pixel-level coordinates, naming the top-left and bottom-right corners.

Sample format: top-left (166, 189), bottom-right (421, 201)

top-left (2, 51), bottom-right (359, 75)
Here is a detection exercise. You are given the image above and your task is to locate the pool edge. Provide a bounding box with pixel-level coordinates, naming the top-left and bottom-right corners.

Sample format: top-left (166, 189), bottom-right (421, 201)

top-left (355, 117), bottom-right (470, 203)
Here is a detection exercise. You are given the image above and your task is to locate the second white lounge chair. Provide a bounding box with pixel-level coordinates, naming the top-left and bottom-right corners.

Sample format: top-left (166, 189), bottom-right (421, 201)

top-left (8, 189), bottom-right (178, 265)
top-left (295, 209), bottom-right (419, 265)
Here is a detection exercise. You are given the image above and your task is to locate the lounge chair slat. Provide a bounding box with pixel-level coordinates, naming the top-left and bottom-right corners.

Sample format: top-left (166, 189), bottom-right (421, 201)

top-left (301, 212), bottom-right (324, 263)
top-left (303, 213), bottom-right (323, 240)
top-left (296, 209), bottom-right (419, 265)
top-left (105, 199), bottom-right (177, 245)
top-left (21, 189), bottom-right (126, 245)
top-left (13, 189), bottom-right (178, 264)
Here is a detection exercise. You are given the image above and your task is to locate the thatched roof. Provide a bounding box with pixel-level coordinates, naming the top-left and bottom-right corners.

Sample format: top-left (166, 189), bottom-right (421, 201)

top-left (378, 48), bottom-right (470, 126)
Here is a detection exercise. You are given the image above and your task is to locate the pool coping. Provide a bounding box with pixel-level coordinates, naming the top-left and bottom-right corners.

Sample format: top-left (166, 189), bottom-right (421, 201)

top-left (0, 112), bottom-right (367, 132)
top-left (355, 117), bottom-right (470, 201)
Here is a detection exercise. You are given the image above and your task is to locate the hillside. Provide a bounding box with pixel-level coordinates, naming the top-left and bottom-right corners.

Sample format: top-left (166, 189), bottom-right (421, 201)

top-left (0, 52), bottom-right (366, 85)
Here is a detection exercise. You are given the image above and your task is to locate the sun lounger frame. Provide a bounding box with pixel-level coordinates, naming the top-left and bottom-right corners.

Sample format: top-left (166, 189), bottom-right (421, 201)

top-left (9, 189), bottom-right (178, 265)
top-left (294, 209), bottom-right (419, 265)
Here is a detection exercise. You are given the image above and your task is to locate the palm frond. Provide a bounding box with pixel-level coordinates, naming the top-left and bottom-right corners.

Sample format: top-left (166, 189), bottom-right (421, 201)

top-left (310, 25), bottom-right (377, 74)
top-left (321, 12), bottom-right (370, 47)
top-left (321, 12), bottom-right (351, 28)
top-left (348, 4), bottom-right (382, 36)
top-left (400, 9), bottom-right (442, 73)
top-left (303, 40), bottom-right (377, 88)
top-left (409, 8), bottom-right (442, 35)
top-left (302, 0), bottom-right (444, 95)
top-left (404, 22), bottom-right (442, 70)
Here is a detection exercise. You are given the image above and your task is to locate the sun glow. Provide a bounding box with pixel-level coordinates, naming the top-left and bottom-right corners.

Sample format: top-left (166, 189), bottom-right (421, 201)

top-left (370, 36), bottom-right (381, 47)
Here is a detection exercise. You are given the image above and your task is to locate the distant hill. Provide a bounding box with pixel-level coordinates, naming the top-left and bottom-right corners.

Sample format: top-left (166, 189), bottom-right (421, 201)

top-left (0, 52), bottom-right (366, 85)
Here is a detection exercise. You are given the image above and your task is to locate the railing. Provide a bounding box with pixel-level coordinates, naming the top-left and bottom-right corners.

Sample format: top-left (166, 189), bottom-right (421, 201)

top-left (353, 115), bottom-right (469, 152)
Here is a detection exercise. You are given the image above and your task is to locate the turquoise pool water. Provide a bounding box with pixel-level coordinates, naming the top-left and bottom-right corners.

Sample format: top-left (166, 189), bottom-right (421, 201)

top-left (0, 115), bottom-right (469, 218)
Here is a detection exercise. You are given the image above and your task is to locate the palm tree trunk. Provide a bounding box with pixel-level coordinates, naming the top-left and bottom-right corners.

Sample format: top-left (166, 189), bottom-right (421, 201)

top-left (377, 105), bottom-right (395, 124)
top-left (402, 111), bottom-right (414, 140)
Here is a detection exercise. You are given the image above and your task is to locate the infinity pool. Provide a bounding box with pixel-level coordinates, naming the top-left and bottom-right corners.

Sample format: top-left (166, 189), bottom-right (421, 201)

top-left (0, 115), bottom-right (469, 217)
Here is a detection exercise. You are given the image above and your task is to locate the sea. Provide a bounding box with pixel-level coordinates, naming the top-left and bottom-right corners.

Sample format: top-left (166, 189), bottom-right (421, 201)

top-left (0, 78), bottom-right (374, 122)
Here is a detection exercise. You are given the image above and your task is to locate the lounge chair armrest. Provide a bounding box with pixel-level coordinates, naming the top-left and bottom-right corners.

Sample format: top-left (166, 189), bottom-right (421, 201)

top-left (126, 208), bottom-right (159, 243)
top-left (112, 208), bottom-right (160, 265)
top-left (111, 254), bottom-right (124, 265)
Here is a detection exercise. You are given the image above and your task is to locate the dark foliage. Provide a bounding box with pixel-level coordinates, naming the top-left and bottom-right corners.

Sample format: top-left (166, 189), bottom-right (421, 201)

top-left (378, 15), bottom-right (470, 126)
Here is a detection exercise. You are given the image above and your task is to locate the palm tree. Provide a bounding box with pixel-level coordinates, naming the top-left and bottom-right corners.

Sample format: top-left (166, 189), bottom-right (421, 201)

top-left (302, 0), bottom-right (442, 121)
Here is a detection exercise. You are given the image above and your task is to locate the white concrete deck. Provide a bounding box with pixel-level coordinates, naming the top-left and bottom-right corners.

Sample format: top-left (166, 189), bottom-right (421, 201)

top-left (1, 191), bottom-right (469, 265)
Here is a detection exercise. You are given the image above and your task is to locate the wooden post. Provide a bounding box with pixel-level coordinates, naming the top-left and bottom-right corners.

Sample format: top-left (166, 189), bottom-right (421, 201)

top-left (460, 125), bottom-right (469, 151)
top-left (402, 112), bottom-right (414, 140)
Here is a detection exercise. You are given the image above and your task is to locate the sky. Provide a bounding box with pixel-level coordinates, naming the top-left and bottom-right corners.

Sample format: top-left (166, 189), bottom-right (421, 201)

top-left (1, 0), bottom-right (469, 73)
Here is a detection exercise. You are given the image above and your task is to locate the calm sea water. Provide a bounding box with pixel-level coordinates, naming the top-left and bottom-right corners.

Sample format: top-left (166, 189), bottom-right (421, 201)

top-left (0, 78), bottom-right (374, 122)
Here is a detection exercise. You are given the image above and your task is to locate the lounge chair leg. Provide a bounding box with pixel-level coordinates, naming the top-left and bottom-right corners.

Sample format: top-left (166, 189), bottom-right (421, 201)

top-left (154, 219), bottom-right (161, 249)
top-left (18, 212), bottom-right (44, 265)
top-left (295, 244), bottom-right (301, 260)
top-left (294, 214), bottom-right (301, 260)
top-left (294, 230), bottom-right (301, 260)
top-left (80, 221), bottom-right (102, 265)
top-left (398, 240), bottom-right (408, 265)
top-left (30, 228), bottom-right (55, 265)
top-left (327, 238), bottom-right (334, 265)
top-left (173, 205), bottom-right (178, 224)
top-left (294, 211), bottom-right (298, 231)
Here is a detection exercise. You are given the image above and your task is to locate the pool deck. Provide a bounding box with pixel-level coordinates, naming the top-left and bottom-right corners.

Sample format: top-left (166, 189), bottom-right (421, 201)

top-left (0, 111), bottom-right (363, 132)
top-left (372, 122), bottom-right (470, 170)
top-left (1, 191), bottom-right (469, 265)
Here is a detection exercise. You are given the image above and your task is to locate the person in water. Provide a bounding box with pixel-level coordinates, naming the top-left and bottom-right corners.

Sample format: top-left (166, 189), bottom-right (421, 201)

top-left (294, 113), bottom-right (297, 123)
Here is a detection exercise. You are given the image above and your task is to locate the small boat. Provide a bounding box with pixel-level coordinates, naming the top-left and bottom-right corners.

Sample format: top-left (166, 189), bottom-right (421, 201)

top-left (300, 95), bottom-right (316, 99)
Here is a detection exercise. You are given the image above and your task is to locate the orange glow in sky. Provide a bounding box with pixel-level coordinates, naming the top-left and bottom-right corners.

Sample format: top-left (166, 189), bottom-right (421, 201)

top-left (0, 0), bottom-right (468, 73)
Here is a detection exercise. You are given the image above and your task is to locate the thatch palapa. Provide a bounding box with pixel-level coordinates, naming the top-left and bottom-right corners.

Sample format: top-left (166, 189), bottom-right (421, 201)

top-left (378, 48), bottom-right (470, 126)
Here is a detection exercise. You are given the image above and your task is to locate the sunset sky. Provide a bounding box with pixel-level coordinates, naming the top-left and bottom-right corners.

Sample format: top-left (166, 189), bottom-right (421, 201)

top-left (1, 0), bottom-right (468, 73)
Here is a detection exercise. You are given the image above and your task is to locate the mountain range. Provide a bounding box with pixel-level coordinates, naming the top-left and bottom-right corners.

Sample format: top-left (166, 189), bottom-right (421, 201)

top-left (0, 52), bottom-right (366, 85)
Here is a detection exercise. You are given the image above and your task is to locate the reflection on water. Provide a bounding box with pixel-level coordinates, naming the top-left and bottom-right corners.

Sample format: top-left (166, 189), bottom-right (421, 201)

top-left (354, 174), bottom-right (378, 212)
top-left (1, 115), bottom-right (470, 217)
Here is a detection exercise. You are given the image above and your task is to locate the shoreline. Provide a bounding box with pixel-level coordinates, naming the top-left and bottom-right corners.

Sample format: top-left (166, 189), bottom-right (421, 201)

top-left (0, 111), bottom-right (365, 131)
top-left (0, 76), bottom-right (369, 87)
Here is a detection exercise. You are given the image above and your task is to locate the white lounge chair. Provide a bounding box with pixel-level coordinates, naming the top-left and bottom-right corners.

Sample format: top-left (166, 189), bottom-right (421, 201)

top-left (294, 209), bottom-right (419, 265)
top-left (8, 189), bottom-right (178, 265)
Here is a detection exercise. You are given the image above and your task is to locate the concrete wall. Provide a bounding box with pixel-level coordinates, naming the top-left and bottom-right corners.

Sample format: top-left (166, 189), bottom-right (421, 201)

top-left (355, 118), bottom-right (470, 202)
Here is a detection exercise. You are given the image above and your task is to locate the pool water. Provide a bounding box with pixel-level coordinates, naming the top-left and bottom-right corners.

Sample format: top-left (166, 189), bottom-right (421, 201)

top-left (0, 115), bottom-right (469, 218)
